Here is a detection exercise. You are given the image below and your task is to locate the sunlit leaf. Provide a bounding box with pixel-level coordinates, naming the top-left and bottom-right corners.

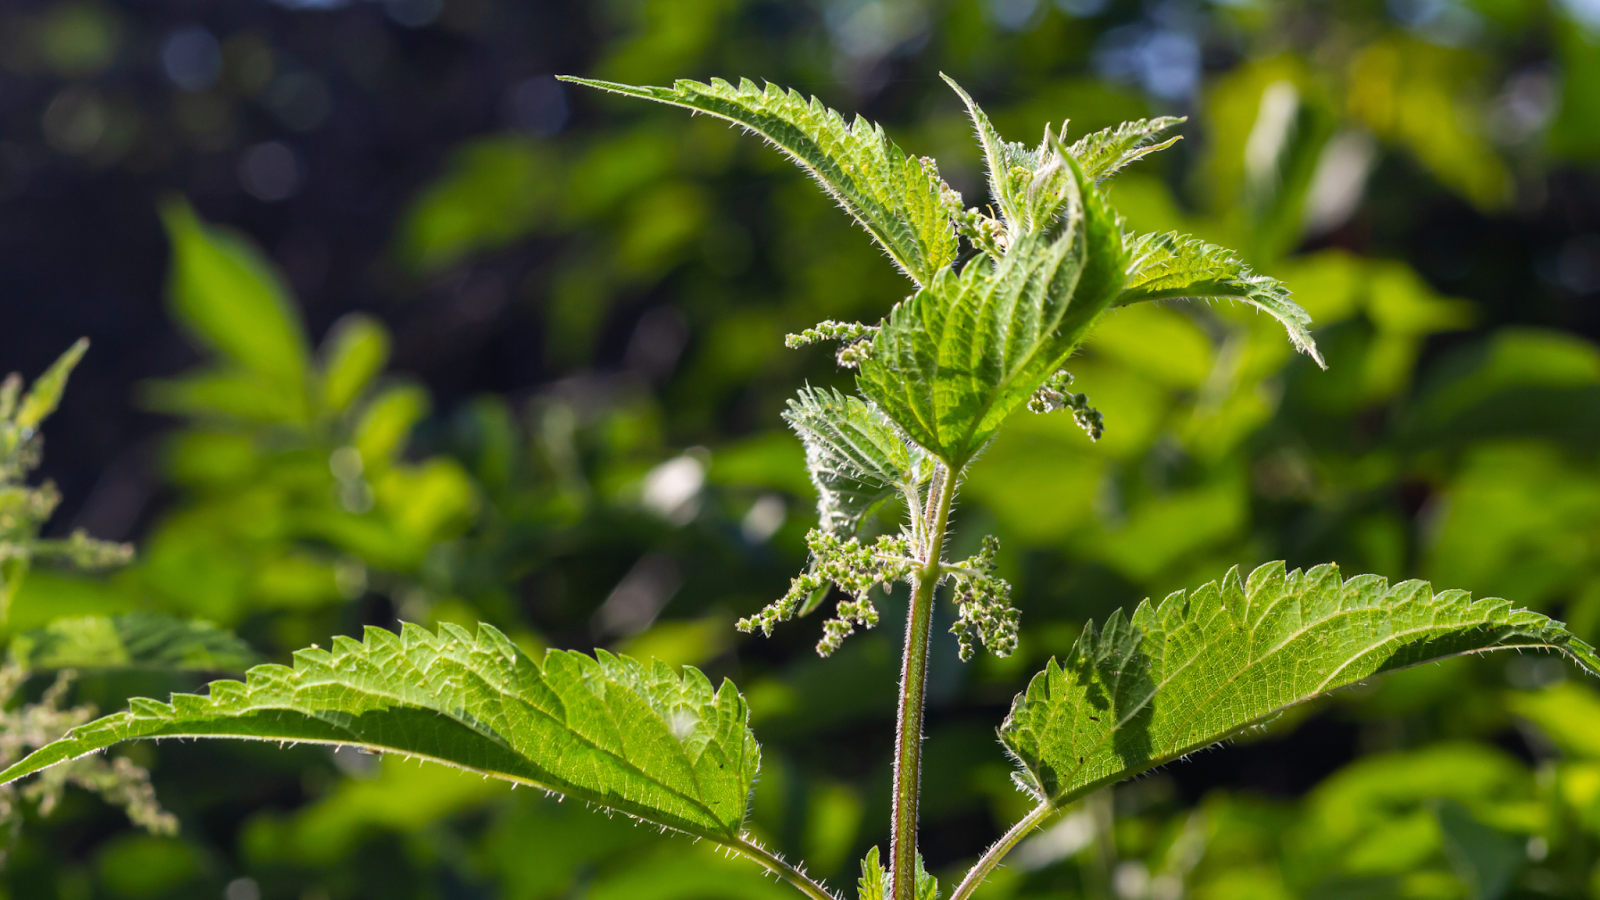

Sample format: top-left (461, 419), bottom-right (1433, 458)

top-left (320, 314), bottom-right (391, 415)
top-left (9, 613), bottom-right (258, 673)
top-left (561, 76), bottom-right (957, 286)
top-left (14, 338), bottom-right (87, 432)
top-left (783, 387), bottom-right (931, 535)
top-left (943, 74), bottom-right (1180, 240)
top-left (354, 384), bottom-right (429, 465)
top-left (1001, 562), bottom-right (1599, 809)
top-left (857, 156), bottom-right (1125, 466)
top-left (1118, 231), bottom-right (1324, 367)
top-left (159, 198), bottom-right (310, 391)
top-left (395, 136), bottom-right (557, 275)
top-left (1068, 117), bottom-right (1186, 183)
top-left (0, 624), bottom-right (760, 843)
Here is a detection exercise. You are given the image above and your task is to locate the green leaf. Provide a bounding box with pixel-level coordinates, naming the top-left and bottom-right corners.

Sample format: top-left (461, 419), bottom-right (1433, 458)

top-left (159, 197), bottom-right (311, 390)
top-left (10, 613), bottom-right (258, 673)
top-left (942, 75), bottom-right (1036, 237)
top-left (0, 623), bottom-right (760, 843)
top-left (138, 369), bottom-right (307, 423)
top-left (783, 387), bottom-right (931, 534)
top-left (15, 338), bottom-right (88, 432)
top-left (395, 135), bottom-right (557, 275)
top-left (1000, 561), bottom-right (1599, 809)
top-left (320, 314), bottom-right (391, 414)
top-left (1118, 231), bottom-right (1325, 367)
top-left (942, 74), bottom-right (1180, 241)
top-left (858, 156), bottom-right (1126, 467)
top-left (857, 846), bottom-right (937, 900)
top-left (354, 383), bottom-right (429, 464)
top-left (560, 76), bottom-right (957, 286)
top-left (1068, 117), bottom-right (1186, 183)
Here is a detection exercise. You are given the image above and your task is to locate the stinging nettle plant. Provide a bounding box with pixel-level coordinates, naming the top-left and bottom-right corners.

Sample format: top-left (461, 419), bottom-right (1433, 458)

top-left (5, 76), bottom-right (1598, 900)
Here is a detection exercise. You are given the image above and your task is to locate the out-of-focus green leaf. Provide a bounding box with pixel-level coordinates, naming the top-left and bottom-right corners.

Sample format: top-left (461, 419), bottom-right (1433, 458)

top-left (248, 753), bottom-right (506, 865)
top-left (1, 625), bottom-right (761, 844)
top-left (372, 457), bottom-right (479, 545)
top-left (1347, 38), bottom-right (1510, 210)
top-left (1404, 329), bottom-right (1600, 448)
top-left (1507, 682), bottom-right (1600, 758)
top-left (159, 198), bottom-right (310, 392)
top-left (320, 314), bottom-right (391, 414)
top-left (354, 383), bottom-right (429, 465)
top-left (585, 843), bottom-right (800, 900)
top-left (1551, 18), bottom-right (1600, 160)
top-left (1289, 744), bottom-right (1534, 888)
top-left (1000, 562), bottom-right (1599, 810)
top-left (396, 136), bottom-right (558, 274)
top-left (10, 613), bottom-right (257, 672)
top-left (1089, 473), bottom-right (1246, 581)
top-left (92, 833), bottom-right (201, 900)
top-left (138, 369), bottom-right (307, 423)
top-left (1424, 444), bottom-right (1600, 605)
top-left (14, 338), bottom-right (87, 432)
top-left (1086, 304), bottom-right (1212, 390)
top-left (1434, 799), bottom-right (1523, 900)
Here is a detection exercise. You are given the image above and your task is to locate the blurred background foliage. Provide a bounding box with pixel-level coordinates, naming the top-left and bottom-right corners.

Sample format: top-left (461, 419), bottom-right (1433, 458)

top-left (4, 0), bottom-right (1600, 898)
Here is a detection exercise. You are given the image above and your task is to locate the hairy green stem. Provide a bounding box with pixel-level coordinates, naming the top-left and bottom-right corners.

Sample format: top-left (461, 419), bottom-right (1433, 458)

top-left (733, 835), bottom-right (840, 900)
top-left (890, 465), bottom-right (957, 900)
top-left (949, 803), bottom-right (1055, 900)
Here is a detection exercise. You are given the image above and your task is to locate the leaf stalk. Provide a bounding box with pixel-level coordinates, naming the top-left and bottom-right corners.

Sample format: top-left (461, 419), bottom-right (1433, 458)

top-left (733, 835), bottom-right (841, 900)
top-left (949, 802), bottom-right (1055, 900)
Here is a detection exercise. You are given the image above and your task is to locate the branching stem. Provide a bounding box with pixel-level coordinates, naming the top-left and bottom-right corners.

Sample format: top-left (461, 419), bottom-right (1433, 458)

top-left (949, 802), bottom-right (1055, 900)
top-left (890, 464), bottom-right (957, 900)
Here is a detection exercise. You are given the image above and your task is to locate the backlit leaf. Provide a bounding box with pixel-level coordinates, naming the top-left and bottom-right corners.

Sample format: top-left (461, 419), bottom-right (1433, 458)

top-left (14, 339), bottom-right (87, 432)
top-left (10, 613), bottom-right (258, 673)
top-left (1001, 561), bottom-right (1599, 809)
top-left (943, 74), bottom-right (1180, 241)
top-left (160, 198), bottom-right (310, 391)
top-left (560, 76), bottom-right (957, 286)
top-left (857, 156), bottom-right (1125, 466)
top-left (1068, 117), bottom-right (1186, 183)
top-left (0, 623), bottom-right (761, 843)
top-left (783, 387), bottom-right (931, 535)
top-left (1118, 231), bottom-right (1324, 367)
top-left (320, 314), bottom-right (391, 414)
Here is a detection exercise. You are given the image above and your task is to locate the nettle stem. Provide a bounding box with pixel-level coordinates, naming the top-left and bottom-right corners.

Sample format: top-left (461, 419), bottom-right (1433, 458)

top-left (890, 464), bottom-right (957, 900)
